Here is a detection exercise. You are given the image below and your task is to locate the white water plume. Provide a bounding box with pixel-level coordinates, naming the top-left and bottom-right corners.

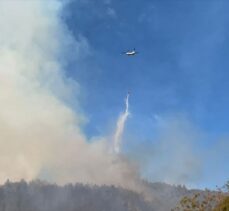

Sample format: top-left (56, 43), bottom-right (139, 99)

top-left (113, 93), bottom-right (130, 153)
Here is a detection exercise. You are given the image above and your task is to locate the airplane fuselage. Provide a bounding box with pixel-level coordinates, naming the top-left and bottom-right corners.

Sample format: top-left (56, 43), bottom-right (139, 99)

top-left (126, 51), bottom-right (136, 56)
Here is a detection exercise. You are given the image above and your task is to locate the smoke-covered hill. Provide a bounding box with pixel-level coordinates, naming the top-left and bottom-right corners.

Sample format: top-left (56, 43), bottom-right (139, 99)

top-left (0, 180), bottom-right (200, 211)
top-left (144, 181), bottom-right (200, 211)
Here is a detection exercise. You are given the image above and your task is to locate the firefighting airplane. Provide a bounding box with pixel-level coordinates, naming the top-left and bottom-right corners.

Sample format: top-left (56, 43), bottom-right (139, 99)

top-left (122, 48), bottom-right (138, 56)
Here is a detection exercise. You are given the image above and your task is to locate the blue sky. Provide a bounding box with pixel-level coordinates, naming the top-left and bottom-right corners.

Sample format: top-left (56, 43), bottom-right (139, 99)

top-left (61, 0), bottom-right (229, 189)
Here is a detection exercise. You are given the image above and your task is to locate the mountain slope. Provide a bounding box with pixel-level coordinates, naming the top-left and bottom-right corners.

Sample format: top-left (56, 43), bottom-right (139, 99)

top-left (0, 180), bottom-right (200, 211)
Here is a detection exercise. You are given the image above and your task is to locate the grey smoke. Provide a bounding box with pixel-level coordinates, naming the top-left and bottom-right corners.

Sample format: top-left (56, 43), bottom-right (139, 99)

top-left (0, 0), bottom-right (143, 191)
top-left (0, 0), bottom-right (214, 193)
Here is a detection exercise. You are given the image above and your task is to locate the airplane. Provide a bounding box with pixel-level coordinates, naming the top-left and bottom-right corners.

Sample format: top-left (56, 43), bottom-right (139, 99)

top-left (122, 48), bottom-right (138, 56)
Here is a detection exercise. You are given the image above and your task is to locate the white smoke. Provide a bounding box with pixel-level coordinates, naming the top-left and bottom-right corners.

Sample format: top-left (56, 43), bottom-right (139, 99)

top-left (113, 93), bottom-right (130, 153)
top-left (128, 114), bottom-right (203, 186)
top-left (0, 0), bottom-right (207, 193)
top-left (0, 0), bottom-right (145, 191)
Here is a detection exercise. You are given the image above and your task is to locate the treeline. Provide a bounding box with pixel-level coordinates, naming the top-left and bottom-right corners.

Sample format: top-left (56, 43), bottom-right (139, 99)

top-left (0, 179), bottom-right (219, 211)
top-left (0, 180), bottom-right (153, 211)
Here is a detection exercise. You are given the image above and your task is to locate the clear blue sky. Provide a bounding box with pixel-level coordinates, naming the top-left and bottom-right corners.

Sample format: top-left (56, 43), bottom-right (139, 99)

top-left (61, 0), bottom-right (229, 189)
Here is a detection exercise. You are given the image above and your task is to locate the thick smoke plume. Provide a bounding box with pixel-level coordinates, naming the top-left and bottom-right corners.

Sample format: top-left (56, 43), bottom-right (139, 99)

top-left (0, 0), bottom-right (208, 193)
top-left (0, 0), bottom-right (144, 191)
top-left (113, 93), bottom-right (130, 153)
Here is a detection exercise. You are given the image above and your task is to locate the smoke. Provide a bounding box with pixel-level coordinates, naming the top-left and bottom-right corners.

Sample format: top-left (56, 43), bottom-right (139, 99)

top-left (0, 0), bottom-right (215, 193)
top-left (0, 0), bottom-right (145, 191)
top-left (128, 114), bottom-right (203, 186)
top-left (113, 93), bottom-right (130, 153)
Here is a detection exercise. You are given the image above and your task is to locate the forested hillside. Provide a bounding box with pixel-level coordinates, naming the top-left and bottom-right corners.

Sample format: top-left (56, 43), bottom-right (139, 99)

top-left (0, 180), bottom-right (197, 211)
top-left (0, 180), bottom-right (152, 211)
